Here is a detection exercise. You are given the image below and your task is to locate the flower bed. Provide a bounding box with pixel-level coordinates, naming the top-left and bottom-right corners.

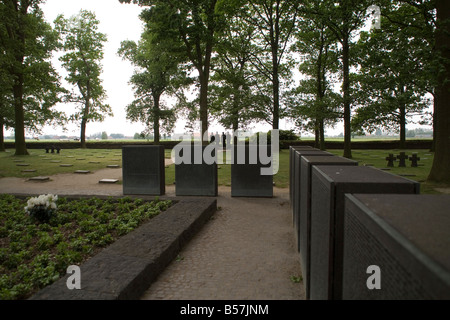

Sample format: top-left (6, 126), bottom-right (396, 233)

top-left (0, 194), bottom-right (172, 300)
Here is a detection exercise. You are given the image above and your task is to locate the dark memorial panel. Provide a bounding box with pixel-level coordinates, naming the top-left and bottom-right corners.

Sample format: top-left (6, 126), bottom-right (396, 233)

top-left (299, 156), bottom-right (358, 299)
top-left (122, 145), bottom-right (165, 196)
top-left (343, 194), bottom-right (450, 300)
top-left (231, 145), bottom-right (273, 197)
top-left (292, 150), bottom-right (334, 248)
top-left (309, 166), bottom-right (420, 300)
top-left (175, 144), bottom-right (218, 196)
top-left (289, 146), bottom-right (316, 207)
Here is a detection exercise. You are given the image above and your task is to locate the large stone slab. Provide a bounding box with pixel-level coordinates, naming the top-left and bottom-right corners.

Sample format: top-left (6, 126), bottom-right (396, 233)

top-left (122, 145), bottom-right (165, 196)
top-left (292, 150), bottom-right (334, 230)
top-left (231, 145), bottom-right (274, 197)
top-left (343, 194), bottom-right (450, 300)
top-left (299, 156), bottom-right (358, 299)
top-left (289, 146), bottom-right (317, 206)
top-left (309, 166), bottom-right (420, 300)
top-left (174, 144), bottom-right (217, 196)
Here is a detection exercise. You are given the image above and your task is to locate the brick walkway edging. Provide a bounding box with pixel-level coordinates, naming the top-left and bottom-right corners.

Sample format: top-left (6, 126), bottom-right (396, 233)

top-left (29, 196), bottom-right (217, 300)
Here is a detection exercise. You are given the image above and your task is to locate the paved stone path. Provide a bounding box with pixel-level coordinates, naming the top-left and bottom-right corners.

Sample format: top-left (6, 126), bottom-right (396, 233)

top-left (141, 188), bottom-right (305, 300)
top-left (0, 170), bottom-right (306, 301)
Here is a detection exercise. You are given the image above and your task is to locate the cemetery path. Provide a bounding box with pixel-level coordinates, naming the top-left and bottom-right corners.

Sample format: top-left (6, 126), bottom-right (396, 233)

top-left (0, 168), bottom-right (306, 300)
top-left (140, 187), bottom-right (306, 300)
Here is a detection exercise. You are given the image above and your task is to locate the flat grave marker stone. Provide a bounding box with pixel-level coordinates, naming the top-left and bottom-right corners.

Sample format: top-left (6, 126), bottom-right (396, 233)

top-left (75, 170), bottom-right (90, 174)
top-left (28, 176), bottom-right (50, 182)
top-left (99, 179), bottom-right (119, 184)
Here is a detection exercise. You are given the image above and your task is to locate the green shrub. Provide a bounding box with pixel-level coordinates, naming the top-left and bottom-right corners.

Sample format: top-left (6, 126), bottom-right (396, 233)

top-left (0, 194), bottom-right (172, 300)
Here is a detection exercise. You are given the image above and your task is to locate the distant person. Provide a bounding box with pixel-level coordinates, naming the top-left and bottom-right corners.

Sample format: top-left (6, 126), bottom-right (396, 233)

top-left (215, 132), bottom-right (220, 145)
top-left (222, 132), bottom-right (226, 149)
top-left (210, 134), bottom-right (215, 143)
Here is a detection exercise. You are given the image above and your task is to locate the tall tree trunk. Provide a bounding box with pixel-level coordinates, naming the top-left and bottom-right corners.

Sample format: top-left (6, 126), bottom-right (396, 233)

top-left (314, 123), bottom-right (320, 149)
top-left (0, 117), bottom-right (5, 152)
top-left (342, 33), bottom-right (352, 159)
top-left (80, 117), bottom-right (87, 149)
top-left (319, 119), bottom-right (326, 151)
top-left (9, 1), bottom-right (28, 156)
top-left (399, 103), bottom-right (406, 149)
top-left (153, 94), bottom-right (160, 145)
top-left (80, 84), bottom-right (91, 149)
top-left (430, 93), bottom-right (437, 152)
top-left (428, 0), bottom-right (450, 183)
top-left (272, 62), bottom-right (280, 130)
top-left (199, 71), bottom-right (209, 144)
top-left (13, 74), bottom-right (28, 155)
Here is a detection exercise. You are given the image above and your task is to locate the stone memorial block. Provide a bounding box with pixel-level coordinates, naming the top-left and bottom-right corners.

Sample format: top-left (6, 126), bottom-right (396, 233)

top-left (122, 145), bottom-right (165, 196)
top-left (292, 150), bottom-right (334, 230)
top-left (231, 144), bottom-right (273, 198)
top-left (309, 166), bottom-right (420, 300)
top-left (343, 194), bottom-right (450, 300)
top-left (175, 144), bottom-right (217, 196)
top-left (299, 156), bottom-right (358, 299)
top-left (290, 146), bottom-right (316, 207)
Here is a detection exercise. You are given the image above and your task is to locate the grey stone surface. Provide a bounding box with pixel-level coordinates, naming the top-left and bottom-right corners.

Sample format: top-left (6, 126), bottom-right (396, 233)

top-left (28, 176), bottom-right (50, 182)
top-left (99, 179), bottom-right (119, 184)
top-left (175, 145), bottom-right (217, 196)
top-left (309, 166), bottom-right (420, 300)
top-left (343, 194), bottom-right (450, 300)
top-left (298, 156), bottom-right (358, 299)
top-left (231, 145), bottom-right (273, 197)
top-left (292, 150), bottom-right (334, 237)
top-left (75, 170), bottom-right (90, 174)
top-left (30, 198), bottom-right (217, 300)
top-left (289, 146), bottom-right (317, 206)
top-left (122, 145), bottom-right (165, 196)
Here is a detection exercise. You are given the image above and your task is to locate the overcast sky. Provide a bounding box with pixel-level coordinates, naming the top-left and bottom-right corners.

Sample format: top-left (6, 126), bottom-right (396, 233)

top-left (3, 0), bottom-right (274, 139)
top-left (38, 0), bottom-right (148, 137)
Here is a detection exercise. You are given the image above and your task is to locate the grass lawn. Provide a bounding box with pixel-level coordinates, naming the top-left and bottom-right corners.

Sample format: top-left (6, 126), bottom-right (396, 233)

top-left (1, 148), bottom-right (447, 194)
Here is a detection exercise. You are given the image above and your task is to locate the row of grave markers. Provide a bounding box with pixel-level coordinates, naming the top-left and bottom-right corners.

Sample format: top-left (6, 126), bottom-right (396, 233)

top-left (385, 152), bottom-right (421, 167)
top-left (289, 146), bottom-right (450, 300)
top-left (121, 145), bottom-right (274, 197)
top-left (12, 150), bottom-right (122, 183)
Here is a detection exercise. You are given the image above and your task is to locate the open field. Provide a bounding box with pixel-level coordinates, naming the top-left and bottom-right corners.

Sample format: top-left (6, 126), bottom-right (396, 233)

top-left (1, 148), bottom-right (447, 194)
